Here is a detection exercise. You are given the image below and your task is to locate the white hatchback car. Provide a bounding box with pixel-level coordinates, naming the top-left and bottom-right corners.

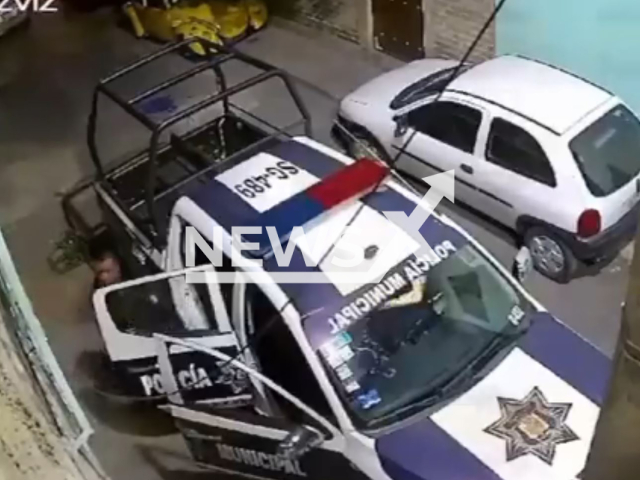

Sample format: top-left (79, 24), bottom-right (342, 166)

top-left (334, 55), bottom-right (640, 282)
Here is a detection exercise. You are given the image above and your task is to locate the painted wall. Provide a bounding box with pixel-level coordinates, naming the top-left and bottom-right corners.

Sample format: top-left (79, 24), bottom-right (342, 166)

top-left (497, 0), bottom-right (640, 114)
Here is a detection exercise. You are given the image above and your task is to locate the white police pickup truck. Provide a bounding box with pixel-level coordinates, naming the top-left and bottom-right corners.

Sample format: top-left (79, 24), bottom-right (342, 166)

top-left (66, 42), bottom-right (610, 480)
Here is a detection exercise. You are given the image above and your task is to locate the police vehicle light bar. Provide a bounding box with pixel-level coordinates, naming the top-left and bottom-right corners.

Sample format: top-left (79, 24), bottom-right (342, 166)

top-left (245, 158), bottom-right (390, 257)
top-left (307, 157), bottom-right (389, 209)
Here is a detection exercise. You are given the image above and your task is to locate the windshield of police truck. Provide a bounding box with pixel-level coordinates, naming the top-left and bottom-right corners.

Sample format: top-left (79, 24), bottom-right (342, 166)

top-left (314, 244), bottom-right (534, 429)
top-left (570, 104), bottom-right (640, 197)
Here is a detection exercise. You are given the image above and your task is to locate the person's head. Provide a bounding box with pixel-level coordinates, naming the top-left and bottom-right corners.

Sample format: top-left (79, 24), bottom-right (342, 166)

top-left (90, 252), bottom-right (122, 288)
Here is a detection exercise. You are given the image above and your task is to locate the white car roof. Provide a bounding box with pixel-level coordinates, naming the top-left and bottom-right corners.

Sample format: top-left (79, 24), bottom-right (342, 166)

top-left (449, 56), bottom-right (613, 134)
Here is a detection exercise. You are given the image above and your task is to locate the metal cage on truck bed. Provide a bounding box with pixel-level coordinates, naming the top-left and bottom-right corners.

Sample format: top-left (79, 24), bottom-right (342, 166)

top-left (63, 37), bottom-right (311, 250)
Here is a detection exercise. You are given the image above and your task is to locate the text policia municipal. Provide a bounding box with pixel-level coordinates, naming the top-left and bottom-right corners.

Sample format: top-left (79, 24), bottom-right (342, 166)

top-left (216, 443), bottom-right (307, 477)
top-left (326, 240), bottom-right (457, 333)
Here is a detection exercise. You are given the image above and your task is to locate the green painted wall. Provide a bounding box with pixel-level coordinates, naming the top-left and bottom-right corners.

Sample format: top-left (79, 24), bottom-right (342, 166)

top-left (497, 0), bottom-right (640, 113)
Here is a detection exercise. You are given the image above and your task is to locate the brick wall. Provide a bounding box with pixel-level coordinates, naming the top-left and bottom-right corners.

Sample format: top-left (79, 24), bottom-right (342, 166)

top-left (427, 0), bottom-right (496, 61)
top-left (267, 0), bottom-right (360, 42)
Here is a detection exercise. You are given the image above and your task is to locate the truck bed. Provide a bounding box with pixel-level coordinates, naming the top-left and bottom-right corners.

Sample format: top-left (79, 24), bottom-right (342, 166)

top-left (66, 41), bottom-right (310, 251)
top-left (103, 114), bottom-right (273, 235)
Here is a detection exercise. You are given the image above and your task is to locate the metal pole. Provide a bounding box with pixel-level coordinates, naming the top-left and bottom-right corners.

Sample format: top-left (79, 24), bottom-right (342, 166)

top-left (583, 221), bottom-right (640, 480)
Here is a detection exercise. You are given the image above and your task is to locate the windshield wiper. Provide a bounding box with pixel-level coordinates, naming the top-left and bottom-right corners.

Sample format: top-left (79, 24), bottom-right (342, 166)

top-left (439, 329), bottom-right (525, 396)
top-left (367, 329), bottom-right (526, 429)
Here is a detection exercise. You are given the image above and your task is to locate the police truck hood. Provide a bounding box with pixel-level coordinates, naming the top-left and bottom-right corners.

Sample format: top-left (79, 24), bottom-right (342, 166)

top-left (375, 312), bottom-right (610, 480)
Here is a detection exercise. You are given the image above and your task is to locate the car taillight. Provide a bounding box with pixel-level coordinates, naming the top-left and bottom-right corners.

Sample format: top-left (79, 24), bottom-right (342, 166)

top-left (577, 209), bottom-right (601, 238)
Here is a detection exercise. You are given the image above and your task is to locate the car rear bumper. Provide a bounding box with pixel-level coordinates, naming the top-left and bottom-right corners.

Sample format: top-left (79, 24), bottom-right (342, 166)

top-left (568, 205), bottom-right (639, 262)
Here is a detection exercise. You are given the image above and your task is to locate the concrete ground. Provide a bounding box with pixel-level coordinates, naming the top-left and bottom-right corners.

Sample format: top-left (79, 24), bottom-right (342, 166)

top-left (0, 9), bottom-right (630, 480)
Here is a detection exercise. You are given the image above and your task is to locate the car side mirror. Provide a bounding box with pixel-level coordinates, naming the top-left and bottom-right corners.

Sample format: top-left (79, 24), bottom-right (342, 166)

top-left (511, 246), bottom-right (533, 283)
top-left (393, 115), bottom-right (408, 138)
top-left (276, 426), bottom-right (323, 461)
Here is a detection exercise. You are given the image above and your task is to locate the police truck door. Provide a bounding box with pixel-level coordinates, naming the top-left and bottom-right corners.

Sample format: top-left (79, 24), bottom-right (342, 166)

top-left (155, 335), bottom-right (371, 480)
top-left (93, 265), bottom-right (250, 402)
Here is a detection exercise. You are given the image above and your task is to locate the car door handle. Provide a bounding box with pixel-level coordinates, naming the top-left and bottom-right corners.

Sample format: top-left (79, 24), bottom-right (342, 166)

top-left (460, 164), bottom-right (474, 174)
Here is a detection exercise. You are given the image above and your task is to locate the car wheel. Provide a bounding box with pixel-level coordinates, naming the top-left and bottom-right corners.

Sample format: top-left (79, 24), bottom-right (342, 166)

top-left (347, 131), bottom-right (390, 163)
top-left (524, 227), bottom-right (576, 283)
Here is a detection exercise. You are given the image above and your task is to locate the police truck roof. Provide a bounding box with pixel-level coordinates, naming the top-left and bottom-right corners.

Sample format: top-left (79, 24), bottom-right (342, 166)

top-left (186, 138), bottom-right (470, 347)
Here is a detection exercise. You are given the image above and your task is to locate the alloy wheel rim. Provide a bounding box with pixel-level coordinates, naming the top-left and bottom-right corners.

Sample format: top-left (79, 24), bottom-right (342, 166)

top-left (530, 235), bottom-right (565, 275)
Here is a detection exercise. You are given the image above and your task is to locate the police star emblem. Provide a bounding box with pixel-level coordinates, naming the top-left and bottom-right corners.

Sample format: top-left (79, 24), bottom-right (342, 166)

top-left (484, 387), bottom-right (579, 465)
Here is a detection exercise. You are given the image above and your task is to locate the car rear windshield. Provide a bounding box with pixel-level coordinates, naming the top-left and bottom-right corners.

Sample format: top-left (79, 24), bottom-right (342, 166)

top-left (570, 105), bottom-right (640, 197)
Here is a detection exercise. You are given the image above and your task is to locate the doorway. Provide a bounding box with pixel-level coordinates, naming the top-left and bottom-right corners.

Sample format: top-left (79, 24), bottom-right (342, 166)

top-left (372, 0), bottom-right (425, 60)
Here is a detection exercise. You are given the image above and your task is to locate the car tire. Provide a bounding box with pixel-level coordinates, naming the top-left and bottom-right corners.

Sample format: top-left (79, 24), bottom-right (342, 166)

top-left (346, 131), bottom-right (390, 163)
top-left (524, 227), bottom-right (577, 283)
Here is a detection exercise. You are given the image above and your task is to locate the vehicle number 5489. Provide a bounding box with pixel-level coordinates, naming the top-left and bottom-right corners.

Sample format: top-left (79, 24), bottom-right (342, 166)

top-left (234, 161), bottom-right (300, 199)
